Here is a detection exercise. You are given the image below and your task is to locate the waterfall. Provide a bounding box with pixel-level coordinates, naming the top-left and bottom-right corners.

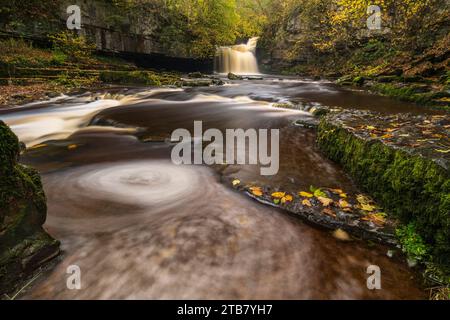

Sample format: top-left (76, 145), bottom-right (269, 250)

top-left (214, 37), bottom-right (260, 75)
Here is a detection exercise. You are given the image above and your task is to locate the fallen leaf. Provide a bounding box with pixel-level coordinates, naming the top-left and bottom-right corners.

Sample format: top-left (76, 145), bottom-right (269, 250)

top-left (339, 199), bottom-right (351, 209)
top-left (299, 191), bottom-right (313, 198)
top-left (360, 203), bottom-right (376, 212)
top-left (313, 188), bottom-right (326, 198)
top-left (381, 134), bottom-right (393, 139)
top-left (232, 179), bottom-right (241, 186)
top-left (302, 199), bottom-right (312, 207)
top-left (68, 144), bottom-right (78, 150)
top-left (249, 187), bottom-right (263, 197)
top-left (329, 188), bottom-right (343, 194)
top-left (435, 149), bottom-right (450, 154)
top-left (339, 193), bottom-right (347, 198)
top-left (281, 194), bottom-right (293, 203)
top-left (273, 199), bottom-right (280, 204)
top-left (317, 196), bottom-right (333, 207)
top-left (356, 194), bottom-right (371, 205)
top-left (366, 125), bottom-right (376, 130)
top-left (271, 192), bottom-right (286, 198)
top-left (362, 213), bottom-right (386, 225)
top-left (322, 208), bottom-right (336, 217)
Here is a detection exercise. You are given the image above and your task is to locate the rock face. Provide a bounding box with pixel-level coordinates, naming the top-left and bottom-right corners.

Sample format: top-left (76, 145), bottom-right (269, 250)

top-left (0, 121), bottom-right (59, 295)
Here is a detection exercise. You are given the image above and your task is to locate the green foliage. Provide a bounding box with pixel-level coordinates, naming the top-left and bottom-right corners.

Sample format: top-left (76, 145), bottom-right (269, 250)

top-left (0, 0), bottom-right (60, 30)
top-left (396, 223), bottom-right (429, 261)
top-left (49, 31), bottom-right (96, 62)
top-left (107, 0), bottom-right (268, 58)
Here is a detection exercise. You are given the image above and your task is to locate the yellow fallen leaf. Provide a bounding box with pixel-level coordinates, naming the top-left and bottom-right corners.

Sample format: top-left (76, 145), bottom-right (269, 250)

top-left (360, 203), bottom-right (376, 212)
top-left (317, 196), bottom-right (333, 207)
top-left (381, 134), bottom-right (393, 139)
top-left (271, 192), bottom-right (286, 198)
top-left (356, 194), bottom-right (371, 205)
top-left (329, 188), bottom-right (343, 194)
top-left (366, 125), bottom-right (376, 130)
top-left (362, 213), bottom-right (386, 225)
top-left (249, 187), bottom-right (263, 197)
top-left (302, 199), bottom-right (312, 207)
top-left (435, 149), bottom-right (450, 154)
top-left (68, 144), bottom-right (78, 150)
top-left (232, 179), bottom-right (241, 186)
top-left (299, 191), bottom-right (313, 198)
top-left (339, 193), bottom-right (347, 198)
top-left (339, 199), bottom-right (351, 209)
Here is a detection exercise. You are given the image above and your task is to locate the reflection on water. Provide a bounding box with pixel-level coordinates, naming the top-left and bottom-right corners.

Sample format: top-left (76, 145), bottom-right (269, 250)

top-left (0, 78), bottom-right (427, 299)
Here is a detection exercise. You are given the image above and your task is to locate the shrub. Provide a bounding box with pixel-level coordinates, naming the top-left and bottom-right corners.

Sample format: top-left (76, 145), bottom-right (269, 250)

top-left (49, 31), bottom-right (96, 62)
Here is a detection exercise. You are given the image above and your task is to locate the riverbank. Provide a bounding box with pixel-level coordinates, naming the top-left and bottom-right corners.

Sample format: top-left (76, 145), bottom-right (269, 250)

top-left (317, 110), bottom-right (449, 292)
top-left (275, 43), bottom-right (450, 112)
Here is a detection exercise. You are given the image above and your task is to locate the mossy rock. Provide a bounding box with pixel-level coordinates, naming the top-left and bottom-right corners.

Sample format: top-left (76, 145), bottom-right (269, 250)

top-left (378, 75), bottom-right (401, 83)
top-left (317, 117), bottom-right (450, 267)
top-left (353, 76), bottom-right (365, 86)
top-left (0, 121), bottom-right (59, 295)
top-left (99, 70), bottom-right (180, 86)
top-left (227, 73), bottom-right (243, 80)
top-left (187, 72), bottom-right (204, 79)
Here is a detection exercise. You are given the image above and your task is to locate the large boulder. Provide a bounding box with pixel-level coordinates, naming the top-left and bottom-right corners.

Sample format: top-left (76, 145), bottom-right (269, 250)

top-left (0, 121), bottom-right (59, 296)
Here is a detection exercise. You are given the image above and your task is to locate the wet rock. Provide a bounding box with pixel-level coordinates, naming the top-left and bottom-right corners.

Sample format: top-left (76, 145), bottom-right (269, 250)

top-left (181, 78), bottom-right (224, 87)
top-left (353, 76), bottom-right (365, 86)
top-left (0, 121), bottom-right (60, 295)
top-left (378, 76), bottom-right (400, 83)
top-left (310, 106), bottom-right (329, 117)
top-left (227, 73), bottom-right (243, 80)
top-left (187, 72), bottom-right (204, 79)
top-left (387, 250), bottom-right (395, 258)
top-left (294, 119), bottom-right (317, 129)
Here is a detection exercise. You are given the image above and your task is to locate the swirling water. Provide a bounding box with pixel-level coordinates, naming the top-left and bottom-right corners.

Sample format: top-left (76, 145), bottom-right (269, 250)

top-left (0, 77), bottom-right (429, 299)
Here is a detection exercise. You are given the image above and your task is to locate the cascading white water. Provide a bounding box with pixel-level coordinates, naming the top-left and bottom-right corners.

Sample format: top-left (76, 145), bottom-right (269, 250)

top-left (215, 37), bottom-right (260, 75)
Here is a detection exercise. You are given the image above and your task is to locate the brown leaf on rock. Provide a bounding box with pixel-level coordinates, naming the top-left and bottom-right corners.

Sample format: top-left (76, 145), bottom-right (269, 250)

top-left (322, 208), bottom-right (336, 217)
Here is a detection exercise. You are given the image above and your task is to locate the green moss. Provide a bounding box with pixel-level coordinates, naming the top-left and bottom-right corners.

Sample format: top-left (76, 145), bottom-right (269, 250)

top-left (317, 119), bottom-right (450, 268)
top-left (99, 70), bottom-right (180, 86)
top-left (353, 76), bottom-right (365, 86)
top-left (371, 83), bottom-right (450, 108)
top-left (0, 121), bottom-right (59, 294)
top-left (396, 223), bottom-right (429, 262)
top-left (0, 120), bottom-right (20, 169)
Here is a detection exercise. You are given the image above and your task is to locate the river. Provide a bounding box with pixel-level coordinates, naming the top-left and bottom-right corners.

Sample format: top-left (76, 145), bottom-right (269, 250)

top-left (0, 76), bottom-right (428, 299)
